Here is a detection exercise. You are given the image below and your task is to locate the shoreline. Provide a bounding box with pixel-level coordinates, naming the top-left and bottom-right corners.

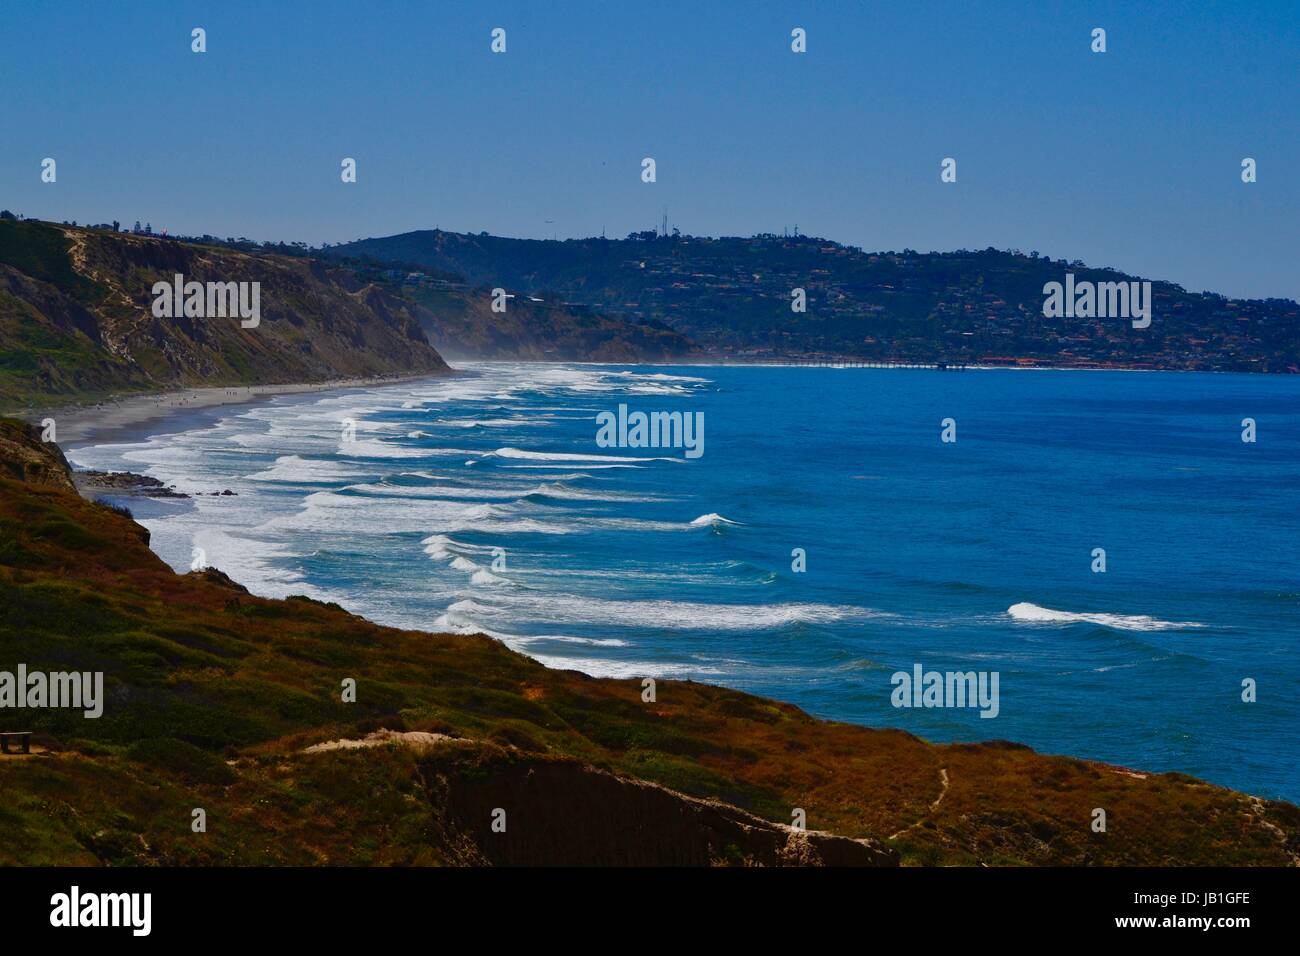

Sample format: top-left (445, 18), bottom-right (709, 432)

top-left (25, 361), bottom-right (1297, 806)
top-left (13, 362), bottom-right (1291, 452)
top-left (22, 373), bottom-right (449, 449)
top-left (23, 361), bottom-right (1297, 462)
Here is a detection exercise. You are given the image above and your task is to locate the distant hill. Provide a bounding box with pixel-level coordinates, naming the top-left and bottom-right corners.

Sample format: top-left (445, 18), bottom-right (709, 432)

top-left (0, 220), bottom-right (451, 409)
top-left (396, 280), bottom-right (693, 362)
top-left (329, 230), bottom-right (1300, 372)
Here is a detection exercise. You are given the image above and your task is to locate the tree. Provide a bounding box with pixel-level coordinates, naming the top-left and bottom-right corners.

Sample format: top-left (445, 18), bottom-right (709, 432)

top-left (0, 210), bottom-right (15, 221)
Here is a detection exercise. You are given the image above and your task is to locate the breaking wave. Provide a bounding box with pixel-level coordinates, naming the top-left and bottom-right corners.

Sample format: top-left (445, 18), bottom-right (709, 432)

top-left (1007, 602), bottom-right (1205, 632)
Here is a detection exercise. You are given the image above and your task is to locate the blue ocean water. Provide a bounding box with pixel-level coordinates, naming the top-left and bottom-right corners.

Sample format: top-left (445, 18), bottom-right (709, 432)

top-left (69, 364), bottom-right (1300, 800)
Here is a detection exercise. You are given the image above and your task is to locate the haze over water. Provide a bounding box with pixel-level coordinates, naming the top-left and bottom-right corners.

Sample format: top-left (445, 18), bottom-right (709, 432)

top-left (70, 364), bottom-right (1300, 800)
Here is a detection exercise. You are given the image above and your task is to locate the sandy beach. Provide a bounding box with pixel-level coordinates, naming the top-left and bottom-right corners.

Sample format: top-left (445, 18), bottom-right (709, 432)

top-left (22, 374), bottom-right (445, 448)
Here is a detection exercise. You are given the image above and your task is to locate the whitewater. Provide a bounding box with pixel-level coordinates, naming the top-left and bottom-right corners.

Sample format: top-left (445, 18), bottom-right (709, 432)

top-left (66, 362), bottom-right (1300, 800)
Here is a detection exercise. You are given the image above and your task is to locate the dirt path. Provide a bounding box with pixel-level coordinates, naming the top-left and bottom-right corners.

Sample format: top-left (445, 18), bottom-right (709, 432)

top-left (888, 767), bottom-right (949, 841)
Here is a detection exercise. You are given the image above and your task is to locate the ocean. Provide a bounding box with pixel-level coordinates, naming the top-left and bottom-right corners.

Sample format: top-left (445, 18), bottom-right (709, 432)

top-left (67, 363), bottom-right (1300, 800)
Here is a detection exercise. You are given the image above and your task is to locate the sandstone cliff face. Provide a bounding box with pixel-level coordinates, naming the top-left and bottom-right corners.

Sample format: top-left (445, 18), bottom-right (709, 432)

top-left (0, 220), bottom-right (450, 407)
top-left (0, 419), bottom-right (76, 492)
top-left (0, 262), bottom-right (150, 401)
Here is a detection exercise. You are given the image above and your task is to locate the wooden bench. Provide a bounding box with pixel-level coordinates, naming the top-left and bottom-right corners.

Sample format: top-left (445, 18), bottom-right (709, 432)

top-left (0, 732), bottom-right (32, 754)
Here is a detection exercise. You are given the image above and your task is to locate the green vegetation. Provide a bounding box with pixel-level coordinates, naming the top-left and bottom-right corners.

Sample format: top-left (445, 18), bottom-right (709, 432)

top-left (0, 219), bottom-right (102, 303)
top-left (0, 419), bottom-right (1295, 866)
top-left (331, 230), bottom-right (1300, 372)
top-left (0, 221), bottom-right (449, 412)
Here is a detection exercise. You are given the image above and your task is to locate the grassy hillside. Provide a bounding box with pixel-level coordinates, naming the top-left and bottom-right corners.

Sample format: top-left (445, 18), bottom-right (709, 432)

top-left (1, 418), bottom-right (1296, 866)
top-left (0, 220), bottom-right (449, 410)
top-left (330, 230), bottom-right (1300, 371)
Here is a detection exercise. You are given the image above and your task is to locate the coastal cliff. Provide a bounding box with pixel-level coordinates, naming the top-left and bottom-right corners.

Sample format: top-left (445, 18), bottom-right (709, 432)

top-left (0, 421), bottom-right (1296, 866)
top-left (0, 219), bottom-right (450, 409)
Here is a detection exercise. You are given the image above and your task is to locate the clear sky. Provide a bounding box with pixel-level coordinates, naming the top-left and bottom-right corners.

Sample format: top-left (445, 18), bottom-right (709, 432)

top-left (2, 0), bottom-right (1296, 300)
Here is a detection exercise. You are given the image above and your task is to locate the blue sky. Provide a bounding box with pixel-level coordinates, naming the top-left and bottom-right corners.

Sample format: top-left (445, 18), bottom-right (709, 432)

top-left (2, 0), bottom-right (1296, 299)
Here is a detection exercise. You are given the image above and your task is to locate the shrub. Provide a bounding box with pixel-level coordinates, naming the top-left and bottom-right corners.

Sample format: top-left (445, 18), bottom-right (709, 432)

top-left (125, 737), bottom-right (237, 786)
top-left (95, 499), bottom-right (134, 519)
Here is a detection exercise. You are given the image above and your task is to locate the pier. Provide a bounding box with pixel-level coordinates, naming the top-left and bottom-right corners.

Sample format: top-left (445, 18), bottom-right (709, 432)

top-left (779, 359), bottom-right (968, 370)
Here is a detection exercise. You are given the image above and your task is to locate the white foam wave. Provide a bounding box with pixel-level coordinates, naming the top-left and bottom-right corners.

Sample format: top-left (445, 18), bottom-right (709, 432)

top-left (420, 535), bottom-right (496, 555)
top-left (502, 463), bottom-right (641, 470)
top-left (689, 512), bottom-right (741, 527)
top-left (442, 594), bottom-right (878, 631)
top-left (436, 417), bottom-right (548, 428)
top-left (337, 439), bottom-right (429, 459)
top-left (421, 535), bottom-right (455, 560)
top-left (529, 656), bottom-right (722, 678)
top-left (1007, 602), bottom-right (1205, 632)
top-left (490, 446), bottom-right (675, 464)
top-left (246, 455), bottom-right (363, 484)
top-left (186, 528), bottom-right (329, 601)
